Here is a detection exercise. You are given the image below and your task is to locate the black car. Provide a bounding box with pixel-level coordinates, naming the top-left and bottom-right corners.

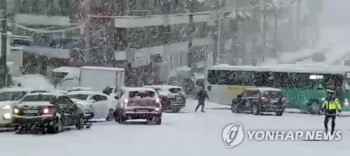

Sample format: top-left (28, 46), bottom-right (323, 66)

top-left (231, 87), bottom-right (286, 116)
top-left (144, 85), bottom-right (186, 113)
top-left (12, 92), bottom-right (89, 134)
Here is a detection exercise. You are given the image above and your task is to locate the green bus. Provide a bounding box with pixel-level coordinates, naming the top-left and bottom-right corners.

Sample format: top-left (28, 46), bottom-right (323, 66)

top-left (205, 64), bottom-right (350, 113)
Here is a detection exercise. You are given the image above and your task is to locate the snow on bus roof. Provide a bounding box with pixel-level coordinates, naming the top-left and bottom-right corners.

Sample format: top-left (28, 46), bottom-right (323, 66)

top-left (207, 64), bottom-right (350, 74)
top-left (81, 66), bottom-right (125, 71)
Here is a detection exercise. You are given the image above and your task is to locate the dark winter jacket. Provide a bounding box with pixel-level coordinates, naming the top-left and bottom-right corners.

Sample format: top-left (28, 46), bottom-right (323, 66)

top-left (103, 87), bottom-right (112, 95)
top-left (197, 89), bottom-right (209, 104)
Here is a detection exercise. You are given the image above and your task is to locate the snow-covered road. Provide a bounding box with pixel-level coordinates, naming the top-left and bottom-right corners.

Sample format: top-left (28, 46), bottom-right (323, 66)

top-left (1, 99), bottom-right (349, 156)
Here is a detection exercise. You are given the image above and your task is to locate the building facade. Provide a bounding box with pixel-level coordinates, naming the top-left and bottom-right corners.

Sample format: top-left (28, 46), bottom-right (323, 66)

top-left (10, 0), bottom-right (214, 84)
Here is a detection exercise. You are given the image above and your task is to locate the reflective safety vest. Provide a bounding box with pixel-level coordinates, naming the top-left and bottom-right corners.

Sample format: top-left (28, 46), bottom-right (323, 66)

top-left (322, 98), bottom-right (342, 110)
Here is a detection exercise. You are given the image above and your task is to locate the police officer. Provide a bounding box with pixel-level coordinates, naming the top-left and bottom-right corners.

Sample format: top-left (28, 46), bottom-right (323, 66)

top-left (322, 89), bottom-right (342, 134)
top-left (195, 87), bottom-right (209, 112)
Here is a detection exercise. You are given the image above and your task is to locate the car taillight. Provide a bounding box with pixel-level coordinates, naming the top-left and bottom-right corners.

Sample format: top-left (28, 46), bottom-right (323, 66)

top-left (39, 106), bottom-right (55, 115)
top-left (261, 97), bottom-right (269, 103)
top-left (155, 98), bottom-right (161, 108)
top-left (124, 99), bottom-right (131, 106)
top-left (281, 98), bottom-right (286, 103)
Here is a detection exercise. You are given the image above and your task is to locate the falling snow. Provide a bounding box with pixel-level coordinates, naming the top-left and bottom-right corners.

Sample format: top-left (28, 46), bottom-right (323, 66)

top-left (0, 0), bottom-right (350, 155)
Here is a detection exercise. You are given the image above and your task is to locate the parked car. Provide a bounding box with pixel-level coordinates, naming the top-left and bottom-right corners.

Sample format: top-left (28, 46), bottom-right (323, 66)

top-left (114, 87), bottom-right (162, 125)
top-left (144, 85), bottom-right (186, 113)
top-left (231, 87), bottom-right (286, 116)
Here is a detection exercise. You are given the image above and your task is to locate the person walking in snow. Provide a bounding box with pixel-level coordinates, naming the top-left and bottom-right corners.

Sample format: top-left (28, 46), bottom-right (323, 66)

top-left (195, 87), bottom-right (209, 112)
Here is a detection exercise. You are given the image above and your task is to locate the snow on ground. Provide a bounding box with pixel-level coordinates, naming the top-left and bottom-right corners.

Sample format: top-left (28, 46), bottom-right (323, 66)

top-left (1, 99), bottom-right (349, 156)
top-left (12, 74), bottom-right (55, 90)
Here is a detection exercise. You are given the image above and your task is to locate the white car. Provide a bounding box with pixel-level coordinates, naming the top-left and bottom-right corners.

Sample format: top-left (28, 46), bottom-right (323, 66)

top-left (0, 87), bottom-right (49, 128)
top-left (67, 91), bottom-right (117, 121)
top-left (114, 87), bottom-right (162, 124)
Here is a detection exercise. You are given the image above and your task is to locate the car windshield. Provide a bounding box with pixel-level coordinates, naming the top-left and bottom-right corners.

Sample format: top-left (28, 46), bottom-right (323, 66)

top-left (67, 94), bottom-right (89, 100)
top-left (263, 91), bottom-right (283, 98)
top-left (169, 88), bottom-right (183, 93)
top-left (0, 91), bottom-right (27, 101)
top-left (21, 94), bottom-right (56, 102)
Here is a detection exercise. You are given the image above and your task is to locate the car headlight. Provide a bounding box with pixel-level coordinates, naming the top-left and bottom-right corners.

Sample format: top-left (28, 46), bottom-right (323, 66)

top-left (345, 98), bottom-right (349, 106)
top-left (155, 108), bottom-right (160, 111)
top-left (76, 102), bottom-right (86, 106)
top-left (2, 105), bottom-right (11, 109)
top-left (14, 108), bottom-right (19, 114)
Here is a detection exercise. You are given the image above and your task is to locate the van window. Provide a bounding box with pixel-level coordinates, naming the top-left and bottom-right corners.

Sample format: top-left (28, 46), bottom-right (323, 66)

top-left (53, 72), bottom-right (68, 79)
top-left (129, 91), bottom-right (155, 98)
top-left (169, 88), bottom-right (182, 93)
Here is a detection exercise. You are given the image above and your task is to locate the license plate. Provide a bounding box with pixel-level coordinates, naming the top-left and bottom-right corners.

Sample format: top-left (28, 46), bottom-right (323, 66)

top-left (270, 100), bottom-right (278, 103)
top-left (23, 110), bottom-right (38, 113)
top-left (136, 110), bottom-right (149, 112)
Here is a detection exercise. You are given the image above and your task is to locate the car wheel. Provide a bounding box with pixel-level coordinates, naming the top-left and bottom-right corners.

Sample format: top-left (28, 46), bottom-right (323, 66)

top-left (155, 116), bottom-right (162, 125)
top-left (75, 116), bottom-right (84, 130)
top-left (53, 119), bottom-right (63, 134)
top-left (106, 109), bottom-right (114, 121)
top-left (276, 111), bottom-right (283, 116)
top-left (171, 107), bottom-right (180, 113)
top-left (231, 103), bottom-right (240, 113)
top-left (252, 104), bottom-right (260, 115)
top-left (114, 110), bottom-right (125, 124)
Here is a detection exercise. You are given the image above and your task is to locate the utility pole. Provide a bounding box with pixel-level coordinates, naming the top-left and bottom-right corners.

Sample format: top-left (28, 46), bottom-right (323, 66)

top-left (213, 0), bottom-right (223, 65)
top-left (217, 0), bottom-right (223, 64)
top-left (0, 0), bottom-right (8, 88)
top-left (260, 0), bottom-right (266, 61)
top-left (212, 5), bottom-right (219, 65)
top-left (296, 0), bottom-right (301, 46)
top-left (187, 0), bottom-right (194, 70)
top-left (273, 9), bottom-right (278, 57)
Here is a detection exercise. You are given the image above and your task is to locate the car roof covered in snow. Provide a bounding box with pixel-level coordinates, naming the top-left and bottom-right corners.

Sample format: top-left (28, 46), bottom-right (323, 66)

top-left (144, 85), bottom-right (182, 90)
top-left (52, 66), bottom-right (80, 73)
top-left (81, 66), bottom-right (125, 71)
top-left (0, 87), bottom-right (45, 92)
top-left (67, 91), bottom-right (106, 96)
top-left (25, 92), bottom-right (66, 97)
top-left (67, 87), bottom-right (93, 91)
top-left (122, 87), bottom-right (156, 92)
top-left (246, 87), bottom-right (281, 92)
top-left (207, 64), bottom-right (350, 74)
